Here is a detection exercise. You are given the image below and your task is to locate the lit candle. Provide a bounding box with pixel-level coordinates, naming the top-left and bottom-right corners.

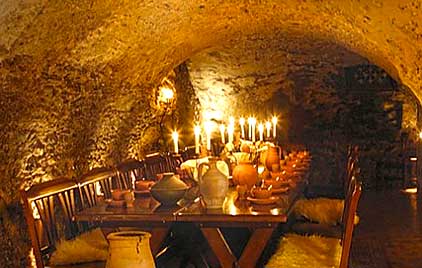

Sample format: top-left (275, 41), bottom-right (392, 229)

top-left (248, 117), bottom-right (253, 140)
top-left (258, 123), bottom-right (264, 141)
top-left (194, 125), bottom-right (201, 154)
top-left (172, 131), bottom-right (179, 154)
top-left (228, 123), bottom-right (234, 144)
top-left (219, 124), bottom-right (226, 144)
top-left (272, 116), bottom-right (278, 138)
top-left (251, 117), bottom-right (256, 142)
top-left (239, 117), bottom-right (246, 139)
top-left (204, 121), bottom-right (212, 151)
top-left (265, 121), bottom-right (271, 138)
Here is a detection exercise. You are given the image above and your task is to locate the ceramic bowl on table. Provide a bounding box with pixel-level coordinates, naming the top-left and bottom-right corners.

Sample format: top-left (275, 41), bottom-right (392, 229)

top-left (150, 172), bottom-right (189, 206)
top-left (111, 189), bottom-right (130, 201)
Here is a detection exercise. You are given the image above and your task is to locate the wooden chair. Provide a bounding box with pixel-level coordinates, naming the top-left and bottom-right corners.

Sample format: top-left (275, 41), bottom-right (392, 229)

top-left (266, 177), bottom-right (362, 268)
top-left (144, 152), bottom-right (170, 180)
top-left (181, 145), bottom-right (197, 161)
top-left (20, 178), bottom-right (81, 268)
top-left (164, 152), bottom-right (184, 173)
top-left (116, 159), bottom-right (146, 189)
top-left (291, 147), bottom-right (359, 237)
top-left (76, 167), bottom-right (117, 208)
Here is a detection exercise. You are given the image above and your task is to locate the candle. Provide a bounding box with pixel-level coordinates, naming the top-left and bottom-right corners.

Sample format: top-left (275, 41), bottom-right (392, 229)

top-left (228, 124), bottom-right (234, 144)
top-left (265, 121), bottom-right (271, 138)
top-left (194, 125), bottom-right (201, 154)
top-left (239, 117), bottom-right (246, 139)
top-left (172, 131), bottom-right (179, 154)
top-left (272, 116), bottom-right (278, 138)
top-left (258, 123), bottom-right (264, 141)
top-left (204, 121), bottom-right (212, 151)
top-left (219, 124), bottom-right (226, 144)
top-left (251, 117), bottom-right (256, 142)
top-left (248, 117), bottom-right (253, 140)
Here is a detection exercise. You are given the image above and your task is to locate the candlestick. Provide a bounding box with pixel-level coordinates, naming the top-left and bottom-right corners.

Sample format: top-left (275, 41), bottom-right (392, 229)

top-left (239, 117), bottom-right (245, 139)
top-left (258, 123), bottom-right (264, 141)
top-left (228, 124), bottom-right (234, 144)
top-left (219, 124), bottom-right (226, 144)
top-left (194, 125), bottom-right (201, 154)
top-left (172, 131), bottom-right (179, 154)
top-left (251, 117), bottom-right (256, 142)
top-left (272, 116), bottom-right (278, 138)
top-left (204, 121), bottom-right (212, 151)
top-left (265, 121), bottom-right (271, 138)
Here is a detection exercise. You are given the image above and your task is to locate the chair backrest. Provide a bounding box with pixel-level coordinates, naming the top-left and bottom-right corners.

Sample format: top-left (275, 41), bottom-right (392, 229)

top-left (339, 176), bottom-right (362, 268)
top-left (344, 145), bottom-right (359, 195)
top-left (164, 152), bottom-right (183, 172)
top-left (181, 145), bottom-right (197, 161)
top-left (144, 152), bottom-right (170, 180)
top-left (20, 178), bottom-right (80, 268)
top-left (76, 167), bottom-right (117, 208)
top-left (116, 159), bottom-right (145, 189)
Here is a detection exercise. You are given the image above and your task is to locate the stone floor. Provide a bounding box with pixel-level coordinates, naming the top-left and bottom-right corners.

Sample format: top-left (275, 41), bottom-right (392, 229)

top-left (350, 189), bottom-right (422, 268)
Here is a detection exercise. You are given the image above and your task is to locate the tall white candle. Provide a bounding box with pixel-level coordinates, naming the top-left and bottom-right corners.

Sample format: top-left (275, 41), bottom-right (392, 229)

top-left (251, 117), bottom-right (256, 142)
top-left (172, 131), bottom-right (179, 154)
top-left (239, 117), bottom-right (246, 139)
top-left (219, 124), bottom-right (226, 144)
top-left (228, 124), bottom-right (234, 144)
top-left (248, 117), bottom-right (253, 140)
top-left (265, 121), bottom-right (271, 138)
top-left (204, 121), bottom-right (212, 151)
top-left (194, 125), bottom-right (201, 154)
top-left (258, 123), bottom-right (264, 141)
top-left (272, 116), bottom-right (278, 138)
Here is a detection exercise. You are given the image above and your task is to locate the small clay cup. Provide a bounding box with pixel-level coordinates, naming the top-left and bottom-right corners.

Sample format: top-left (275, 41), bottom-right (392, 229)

top-left (250, 186), bottom-right (272, 199)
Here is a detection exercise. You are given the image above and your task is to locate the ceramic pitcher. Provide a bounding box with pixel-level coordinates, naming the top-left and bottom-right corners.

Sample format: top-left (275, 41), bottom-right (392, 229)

top-left (106, 231), bottom-right (155, 268)
top-left (198, 157), bottom-right (229, 209)
top-left (265, 145), bottom-right (282, 171)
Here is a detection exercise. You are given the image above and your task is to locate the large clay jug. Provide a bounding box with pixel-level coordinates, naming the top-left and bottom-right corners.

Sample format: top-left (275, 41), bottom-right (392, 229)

top-left (198, 157), bottom-right (229, 209)
top-left (265, 146), bottom-right (281, 171)
top-left (106, 231), bottom-right (155, 268)
top-left (232, 161), bottom-right (258, 189)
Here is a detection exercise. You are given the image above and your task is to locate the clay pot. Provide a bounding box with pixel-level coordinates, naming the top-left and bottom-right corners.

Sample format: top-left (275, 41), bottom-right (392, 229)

top-left (232, 161), bottom-right (259, 189)
top-left (265, 146), bottom-right (281, 171)
top-left (198, 157), bottom-right (229, 209)
top-left (150, 173), bottom-right (188, 206)
top-left (106, 231), bottom-right (155, 268)
top-left (111, 189), bottom-right (130, 201)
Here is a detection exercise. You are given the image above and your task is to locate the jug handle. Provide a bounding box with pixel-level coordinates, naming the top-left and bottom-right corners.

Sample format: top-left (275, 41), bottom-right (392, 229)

top-left (197, 162), bottom-right (210, 184)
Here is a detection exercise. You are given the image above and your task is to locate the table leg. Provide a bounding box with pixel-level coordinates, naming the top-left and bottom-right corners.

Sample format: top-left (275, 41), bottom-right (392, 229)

top-left (150, 227), bottom-right (171, 255)
top-left (238, 227), bottom-right (275, 268)
top-left (201, 228), bottom-right (237, 268)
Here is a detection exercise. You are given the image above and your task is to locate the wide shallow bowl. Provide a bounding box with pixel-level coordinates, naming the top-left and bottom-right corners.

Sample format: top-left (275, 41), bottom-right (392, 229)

top-left (150, 188), bottom-right (187, 206)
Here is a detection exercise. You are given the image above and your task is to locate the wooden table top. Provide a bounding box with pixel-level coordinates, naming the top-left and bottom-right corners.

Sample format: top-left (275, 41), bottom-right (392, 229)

top-left (75, 173), bottom-right (307, 227)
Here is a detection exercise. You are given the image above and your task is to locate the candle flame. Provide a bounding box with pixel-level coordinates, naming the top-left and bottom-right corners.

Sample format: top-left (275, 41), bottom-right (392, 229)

top-left (172, 131), bottom-right (179, 140)
top-left (229, 116), bottom-right (235, 126)
top-left (239, 117), bottom-right (245, 125)
top-left (265, 121), bottom-right (271, 130)
top-left (272, 116), bottom-right (278, 124)
top-left (219, 124), bottom-right (226, 133)
top-left (204, 121), bottom-right (213, 134)
top-left (258, 123), bottom-right (264, 132)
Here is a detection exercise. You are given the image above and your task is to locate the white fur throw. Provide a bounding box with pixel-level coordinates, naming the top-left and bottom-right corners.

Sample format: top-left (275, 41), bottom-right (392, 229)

top-left (293, 198), bottom-right (344, 225)
top-left (49, 228), bottom-right (108, 265)
top-left (265, 234), bottom-right (341, 268)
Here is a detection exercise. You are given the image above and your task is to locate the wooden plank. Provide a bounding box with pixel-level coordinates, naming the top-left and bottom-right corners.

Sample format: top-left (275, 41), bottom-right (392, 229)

top-left (238, 228), bottom-right (275, 268)
top-left (201, 228), bottom-right (237, 268)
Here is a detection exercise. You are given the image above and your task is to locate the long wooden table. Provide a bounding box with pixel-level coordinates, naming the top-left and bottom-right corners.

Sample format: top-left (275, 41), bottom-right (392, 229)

top-left (75, 174), bottom-right (307, 268)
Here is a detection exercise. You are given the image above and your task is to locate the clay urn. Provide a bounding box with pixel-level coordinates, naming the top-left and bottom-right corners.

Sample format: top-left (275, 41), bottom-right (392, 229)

top-left (265, 146), bottom-right (281, 171)
top-left (232, 161), bottom-right (259, 189)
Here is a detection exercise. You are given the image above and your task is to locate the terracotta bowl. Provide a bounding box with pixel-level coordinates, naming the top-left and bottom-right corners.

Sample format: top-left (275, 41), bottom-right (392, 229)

top-left (250, 187), bottom-right (272, 199)
top-left (135, 180), bottom-right (155, 191)
top-left (111, 189), bottom-right (130, 201)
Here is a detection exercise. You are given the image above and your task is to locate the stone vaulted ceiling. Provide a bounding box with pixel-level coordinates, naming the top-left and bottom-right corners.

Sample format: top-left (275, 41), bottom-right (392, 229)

top-left (0, 0), bottom-right (421, 98)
